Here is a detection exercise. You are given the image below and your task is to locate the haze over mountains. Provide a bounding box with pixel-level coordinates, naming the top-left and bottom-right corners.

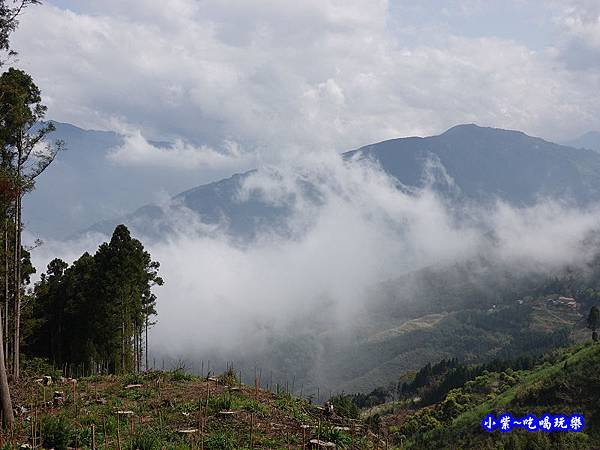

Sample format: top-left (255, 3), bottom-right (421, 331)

top-left (26, 121), bottom-right (600, 242)
top-left (24, 122), bottom-right (252, 239)
top-left (26, 120), bottom-right (600, 394)
top-left (565, 130), bottom-right (600, 153)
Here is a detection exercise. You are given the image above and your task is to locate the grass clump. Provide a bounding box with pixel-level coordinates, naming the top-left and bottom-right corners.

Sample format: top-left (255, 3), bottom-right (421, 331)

top-left (41, 414), bottom-right (75, 450)
top-left (317, 423), bottom-right (353, 448)
top-left (205, 431), bottom-right (240, 450)
top-left (169, 367), bottom-right (195, 382)
top-left (218, 367), bottom-right (239, 386)
top-left (209, 392), bottom-right (267, 414)
top-left (127, 429), bottom-right (161, 450)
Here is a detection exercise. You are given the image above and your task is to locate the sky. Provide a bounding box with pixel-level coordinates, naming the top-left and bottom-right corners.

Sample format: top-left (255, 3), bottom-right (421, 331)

top-left (8, 0), bottom-right (600, 177)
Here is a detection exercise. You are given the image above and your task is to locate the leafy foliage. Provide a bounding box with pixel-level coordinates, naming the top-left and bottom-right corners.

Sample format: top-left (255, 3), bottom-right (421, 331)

top-left (40, 414), bottom-right (74, 450)
top-left (390, 341), bottom-right (600, 449)
top-left (329, 394), bottom-right (360, 419)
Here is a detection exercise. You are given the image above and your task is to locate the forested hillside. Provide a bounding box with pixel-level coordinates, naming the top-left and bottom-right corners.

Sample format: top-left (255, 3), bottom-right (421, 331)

top-left (382, 340), bottom-right (600, 449)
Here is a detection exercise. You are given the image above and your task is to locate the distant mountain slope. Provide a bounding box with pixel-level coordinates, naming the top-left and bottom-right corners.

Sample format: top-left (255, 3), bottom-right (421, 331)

top-left (565, 130), bottom-right (600, 153)
top-left (85, 124), bottom-right (600, 239)
top-left (348, 124), bottom-right (600, 205)
top-left (25, 122), bottom-right (246, 239)
top-left (84, 171), bottom-right (292, 240)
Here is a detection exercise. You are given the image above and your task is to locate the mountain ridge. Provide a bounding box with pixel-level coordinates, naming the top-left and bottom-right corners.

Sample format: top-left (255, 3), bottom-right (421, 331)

top-left (77, 123), bottom-right (600, 240)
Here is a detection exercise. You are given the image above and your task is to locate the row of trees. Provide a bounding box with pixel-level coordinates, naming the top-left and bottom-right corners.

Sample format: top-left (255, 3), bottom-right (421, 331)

top-left (24, 224), bottom-right (163, 375)
top-left (0, 1), bottom-right (163, 429)
top-left (0, 68), bottom-right (62, 382)
top-left (0, 0), bottom-right (61, 428)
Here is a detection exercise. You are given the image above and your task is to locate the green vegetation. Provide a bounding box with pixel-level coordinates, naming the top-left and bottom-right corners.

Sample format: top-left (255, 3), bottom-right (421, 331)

top-left (24, 224), bottom-right (163, 375)
top-left (0, 0), bottom-right (64, 427)
top-left (0, 369), bottom-right (384, 449)
top-left (379, 340), bottom-right (600, 449)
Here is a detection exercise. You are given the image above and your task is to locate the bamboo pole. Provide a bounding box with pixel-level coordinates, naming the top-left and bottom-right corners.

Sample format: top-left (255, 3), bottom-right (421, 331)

top-left (317, 419), bottom-right (321, 443)
top-left (73, 381), bottom-right (77, 417)
top-left (250, 413), bottom-right (254, 448)
top-left (200, 411), bottom-right (204, 450)
top-left (103, 417), bottom-right (108, 450)
top-left (116, 413), bottom-right (122, 450)
top-left (33, 406), bottom-right (37, 448)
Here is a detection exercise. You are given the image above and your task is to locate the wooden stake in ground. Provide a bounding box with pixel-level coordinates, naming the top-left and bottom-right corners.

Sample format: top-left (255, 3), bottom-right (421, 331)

top-left (116, 413), bottom-right (122, 450)
top-left (205, 379), bottom-right (210, 410)
top-left (200, 412), bottom-right (204, 450)
top-left (302, 425), bottom-right (306, 449)
top-left (34, 406), bottom-right (38, 448)
top-left (91, 423), bottom-right (96, 450)
top-left (250, 413), bottom-right (254, 448)
top-left (103, 417), bottom-right (108, 450)
top-left (72, 380), bottom-right (77, 417)
top-left (317, 419), bottom-right (321, 443)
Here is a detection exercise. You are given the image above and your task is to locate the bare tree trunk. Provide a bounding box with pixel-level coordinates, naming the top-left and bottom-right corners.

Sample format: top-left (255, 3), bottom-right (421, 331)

top-left (12, 194), bottom-right (20, 381)
top-left (133, 324), bottom-right (137, 373)
top-left (145, 316), bottom-right (148, 372)
top-left (0, 303), bottom-right (14, 428)
top-left (121, 318), bottom-right (125, 373)
top-left (12, 140), bottom-right (22, 382)
top-left (3, 224), bottom-right (8, 370)
top-left (136, 326), bottom-right (140, 373)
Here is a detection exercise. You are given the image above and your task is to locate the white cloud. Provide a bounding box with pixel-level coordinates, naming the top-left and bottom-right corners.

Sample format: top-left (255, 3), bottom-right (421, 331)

top-left (108, 129), bottom-right (253, 171)
top-left (143, 161), bottom-right (600, 357)
top-left (8, 0), bottom-right (600, 162)
top-left (547, 0), bottom-right (600, 71)
top-left (30, 152), bottom-right (600, 355)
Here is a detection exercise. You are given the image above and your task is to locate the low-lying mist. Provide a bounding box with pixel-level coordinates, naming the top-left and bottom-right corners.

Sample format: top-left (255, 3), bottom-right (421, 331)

top-left (28, 152), bottom-right (600, 392)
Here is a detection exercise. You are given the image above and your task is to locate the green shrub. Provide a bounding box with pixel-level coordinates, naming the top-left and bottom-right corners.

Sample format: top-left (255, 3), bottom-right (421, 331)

top-left (41, 414), bottom-right (74, 450)
top-left (122, 372), bottom-right (144, 386)
top-left (128, 430), bottom-right (161, 450)
top-left (209, 392), bottom-right (267, 414)
top-left (21, 357), bottom-right (62, 380)
top-left (219, 367), bottom-right (238, 386)
top-left (330, 394), bottom-right (360, 419)
top-left (317, 423), bottom-right (353, 448)
top-left (205, 431), bottom-right (239, 450)
top-left (170, 368), bottom-right (194, 382)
